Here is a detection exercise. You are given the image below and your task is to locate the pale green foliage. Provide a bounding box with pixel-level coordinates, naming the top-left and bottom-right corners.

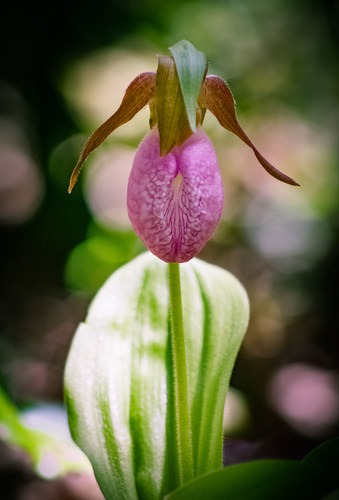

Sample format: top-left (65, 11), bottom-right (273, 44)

top-left (64, 252), bottom-right (249, 499)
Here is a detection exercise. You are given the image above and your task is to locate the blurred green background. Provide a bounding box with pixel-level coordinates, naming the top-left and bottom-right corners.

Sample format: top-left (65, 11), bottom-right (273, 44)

top-left (1, 0), bottom-right (339, 496)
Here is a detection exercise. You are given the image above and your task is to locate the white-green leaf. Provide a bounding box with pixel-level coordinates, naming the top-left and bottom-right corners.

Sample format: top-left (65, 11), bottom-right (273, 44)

top-left (64, 252), bottom-right (249, 499)
top-left (169, 40), bottom-right (207, 132)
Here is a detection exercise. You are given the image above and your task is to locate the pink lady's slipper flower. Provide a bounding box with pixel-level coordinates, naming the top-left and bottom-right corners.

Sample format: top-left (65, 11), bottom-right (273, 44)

top-left (127, 126), bottom-right (223, 262)
top-left (69, 40), bottom-right (298, 263)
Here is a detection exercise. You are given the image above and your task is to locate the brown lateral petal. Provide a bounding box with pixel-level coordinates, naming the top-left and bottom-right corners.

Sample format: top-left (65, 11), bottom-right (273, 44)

top-left (199, 75), bottom-right (299, 186)
top-left (68, 71), bottom-right (156, 193)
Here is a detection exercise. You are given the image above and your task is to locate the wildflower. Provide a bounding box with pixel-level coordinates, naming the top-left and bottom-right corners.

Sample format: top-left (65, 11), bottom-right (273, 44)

top-left (69, 40), bottom-right (298, 262)
top-left (127, 126), bottom-right (223, 262)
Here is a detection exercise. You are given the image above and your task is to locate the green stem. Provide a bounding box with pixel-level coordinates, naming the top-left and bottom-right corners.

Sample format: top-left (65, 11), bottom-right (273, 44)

top-left (168, 262), bottom-right (194, 485)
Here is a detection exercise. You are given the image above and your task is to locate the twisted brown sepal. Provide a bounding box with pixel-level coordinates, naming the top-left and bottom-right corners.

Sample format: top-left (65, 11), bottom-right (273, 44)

top-left (155, 56), bottom-right (193, 156)
top-left (199, 75), bottom-right (299, 186)
top-left (68, 71), bottom-right (156, 193)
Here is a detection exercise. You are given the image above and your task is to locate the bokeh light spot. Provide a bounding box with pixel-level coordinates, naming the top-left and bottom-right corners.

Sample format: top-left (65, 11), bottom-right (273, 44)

top-left (0, 135), bottom-right (43, 224)
top-left (244, 196), bottom-right (331, 272)
top-left (85, 148), bottom-right (135, 228)
top-left (269, 363), bottom-right (339, 437)
top-left (61, 47), bottom-right (155, 139)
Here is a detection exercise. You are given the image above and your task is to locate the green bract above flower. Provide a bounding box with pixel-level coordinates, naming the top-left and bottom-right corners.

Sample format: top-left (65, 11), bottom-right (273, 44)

top-left (69, 39), bottom-right (298, 193)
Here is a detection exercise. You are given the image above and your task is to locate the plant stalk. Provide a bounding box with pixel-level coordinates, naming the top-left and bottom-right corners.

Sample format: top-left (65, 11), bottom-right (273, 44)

top-left (168, 262), bottom-right (194, 485)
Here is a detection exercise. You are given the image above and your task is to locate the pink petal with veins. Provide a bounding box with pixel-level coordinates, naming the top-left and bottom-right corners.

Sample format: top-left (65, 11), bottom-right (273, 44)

top-left (127, 127), bottom-right (224, 262)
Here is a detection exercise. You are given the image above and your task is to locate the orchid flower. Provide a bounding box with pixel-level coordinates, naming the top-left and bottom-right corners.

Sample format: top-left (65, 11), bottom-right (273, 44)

top-left (69, 40), bottom-right (298, 262)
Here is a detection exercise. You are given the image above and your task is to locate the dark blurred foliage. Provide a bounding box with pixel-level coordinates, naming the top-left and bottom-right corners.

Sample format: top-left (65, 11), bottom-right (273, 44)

top-left (1, 0), bottom-right (339, 495)
top-left (0, 0), bottom-right (191, 399)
